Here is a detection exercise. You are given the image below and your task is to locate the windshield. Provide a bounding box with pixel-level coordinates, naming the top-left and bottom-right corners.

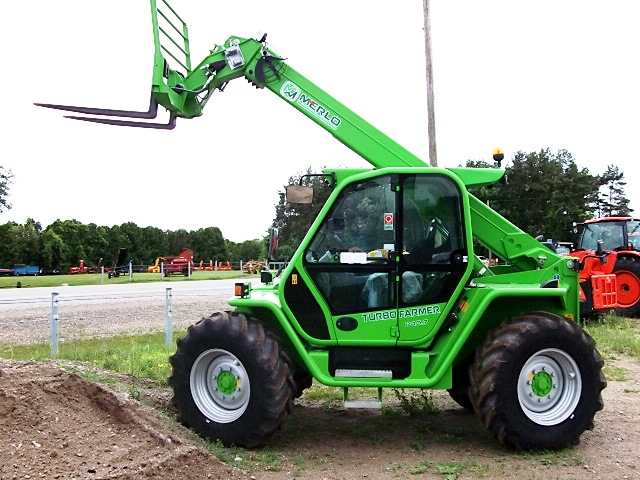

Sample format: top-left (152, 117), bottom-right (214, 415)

top-left (580, 222), bottom-right (624, 251)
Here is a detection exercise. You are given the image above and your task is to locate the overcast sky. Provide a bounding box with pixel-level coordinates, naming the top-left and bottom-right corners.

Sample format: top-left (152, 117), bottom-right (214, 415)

top-left (2, 1), bottom-right (639, 242)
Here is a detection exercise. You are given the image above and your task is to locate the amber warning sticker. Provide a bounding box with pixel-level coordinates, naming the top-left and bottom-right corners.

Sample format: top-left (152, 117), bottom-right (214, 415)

top-left (384, 213), bottom-right (394, 231)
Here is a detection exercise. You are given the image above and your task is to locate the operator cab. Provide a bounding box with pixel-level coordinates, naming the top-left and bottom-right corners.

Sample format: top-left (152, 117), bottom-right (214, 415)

top-left (285, 172), bottom-right (471, 345)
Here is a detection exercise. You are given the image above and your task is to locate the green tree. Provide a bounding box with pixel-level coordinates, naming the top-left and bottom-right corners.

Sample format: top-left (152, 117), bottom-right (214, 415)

top-left (168, 229), bottom-right (190, 256)
top-left (597, 164), bottom-right (631, 217)
top-left (229, 239), bottom-right (265, 261)
top-left (40, 229), bottom-right (64, 272)
top-left (271, 168), bottom-right (332, 261)
top-left (45, 219), bottom-right (90, 270)
top-left (0, 166), bottom-right (13, 213)
top-left (0, 222), bottom-right (22, 266)
top-left (190, 227), bottom-right (229, 262)
top-left (20, 219), bottom-right (43, 265)
top-left (468, 148), bottom-right (600, 242)
top-left (140, 226), bottom-right (170, 263)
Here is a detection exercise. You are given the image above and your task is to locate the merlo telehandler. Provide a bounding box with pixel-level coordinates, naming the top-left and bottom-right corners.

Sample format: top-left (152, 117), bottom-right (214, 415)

top-left (36, 0), bottom-right (612, 450)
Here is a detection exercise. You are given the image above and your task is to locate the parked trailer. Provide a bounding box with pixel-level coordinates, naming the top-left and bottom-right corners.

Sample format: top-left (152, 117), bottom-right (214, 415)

top-left (12, 265), bottom-right (41, 276)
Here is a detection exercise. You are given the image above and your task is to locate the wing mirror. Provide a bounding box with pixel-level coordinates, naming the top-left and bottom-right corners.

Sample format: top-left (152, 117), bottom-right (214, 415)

top-left (285, 185), bottom-right (314, 204)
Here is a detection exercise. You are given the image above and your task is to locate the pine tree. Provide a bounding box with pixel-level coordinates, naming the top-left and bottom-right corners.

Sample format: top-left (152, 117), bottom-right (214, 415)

top-left (597, 164), bottom-right (631, 217)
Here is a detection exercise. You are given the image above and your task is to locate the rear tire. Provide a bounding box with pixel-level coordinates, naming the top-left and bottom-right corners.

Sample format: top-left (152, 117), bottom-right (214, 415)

top-left (613, 256), bottom-right (640, 316)
top-left (469, 312), bottom-right (605, 450)
top-left (447, 356), bottom-right (473, 411)
top-left (169, 311), bottom-right (294, 448)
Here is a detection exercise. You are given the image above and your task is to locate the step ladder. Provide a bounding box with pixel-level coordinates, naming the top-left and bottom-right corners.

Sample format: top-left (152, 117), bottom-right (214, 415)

top-left (335, 369), bottom-right (390, 409)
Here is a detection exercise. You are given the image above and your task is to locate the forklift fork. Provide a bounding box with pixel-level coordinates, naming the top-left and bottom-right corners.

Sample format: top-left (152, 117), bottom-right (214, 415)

top-left (34, 94), bottom-right (177, 130)
top-left (34, 0), bottom-right (191, 130)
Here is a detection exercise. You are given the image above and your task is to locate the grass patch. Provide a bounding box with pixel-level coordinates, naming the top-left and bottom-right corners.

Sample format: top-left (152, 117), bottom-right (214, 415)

top-left (0, 331), bottom-right (183, 385)
top-left (584, 314), bottom-right (640, 360)
top-left (603, 364), bottom-right (628, 382)
top-left (392, 388), bottom-right (438, 416)
top-left (302, 383), bottom-right (342, 404)
top-left (518, 448), bottom-right (583, 468)
top-left (207, 440), bottom-right (253, 470)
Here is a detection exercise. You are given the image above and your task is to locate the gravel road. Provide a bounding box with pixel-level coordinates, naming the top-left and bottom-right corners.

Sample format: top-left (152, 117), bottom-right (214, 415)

top-left (0, 280), bottom-right (237, 346)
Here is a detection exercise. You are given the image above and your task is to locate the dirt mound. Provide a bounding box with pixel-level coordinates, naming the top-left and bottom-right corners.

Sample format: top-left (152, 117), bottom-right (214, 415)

top-left (0, 360), bottom-right (241, 479)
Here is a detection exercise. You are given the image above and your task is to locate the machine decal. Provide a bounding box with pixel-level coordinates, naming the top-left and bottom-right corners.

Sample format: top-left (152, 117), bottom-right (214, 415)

top-left (362, 310), bottom-right (396, 322)
top-left (384, 213), bottom-right (394, 231)
top-left (280, 81), bottom-right (341, 130)
top-left (399, 305), bottom-right (440, 318)
top-left (361, 305), bottom-right (441, 324)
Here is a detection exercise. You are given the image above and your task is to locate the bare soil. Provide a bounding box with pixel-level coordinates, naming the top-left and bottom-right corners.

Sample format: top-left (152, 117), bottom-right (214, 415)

top-left (1, 297), bottom-right (639, 479)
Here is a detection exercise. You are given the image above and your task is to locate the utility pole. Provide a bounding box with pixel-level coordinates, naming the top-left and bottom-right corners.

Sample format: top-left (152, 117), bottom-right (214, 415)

top-left (423, 0), bottom-right (437, 166)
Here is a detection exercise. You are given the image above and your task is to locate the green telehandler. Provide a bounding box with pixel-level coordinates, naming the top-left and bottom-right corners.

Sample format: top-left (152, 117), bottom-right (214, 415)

top-left (37, 0), bottom-right (612, 450)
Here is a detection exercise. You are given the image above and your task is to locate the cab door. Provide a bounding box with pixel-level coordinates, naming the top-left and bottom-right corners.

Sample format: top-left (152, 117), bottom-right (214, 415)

top-left (397, 174), bottom-right (470, 343)
top-left (300, 174), bottom-right (400, 346)
top-left (288, 172), bottom-right (471, 346)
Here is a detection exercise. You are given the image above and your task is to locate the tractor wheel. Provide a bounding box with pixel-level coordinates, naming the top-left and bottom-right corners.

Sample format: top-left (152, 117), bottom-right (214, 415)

top-left (292, 369), bottom-right (313, 399)
top-left (613, 256), bottom-right (640, 316)
top-left (469, 312), bottom-right (606, 450)
top-left (447, 356), bottom-right (473, 411)
top-left (169, 311), bottom-right (294, 448)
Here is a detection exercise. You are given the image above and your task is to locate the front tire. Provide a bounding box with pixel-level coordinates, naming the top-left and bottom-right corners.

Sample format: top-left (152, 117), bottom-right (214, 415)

top-left (169, 311), bottom-right (294, 448)
top-left (469, 312), bottom-right (606, 450)
top-left (613, 256), bottom-right (640, 316)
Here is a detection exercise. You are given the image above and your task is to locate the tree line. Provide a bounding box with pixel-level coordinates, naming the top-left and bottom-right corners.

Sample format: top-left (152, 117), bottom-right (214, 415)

top-left (0, 149), bottom-right (632, 270)
top-left (0, 219), bottom-right (265, 272)
top-left (271, 149), bottom-right (631, 258)
top-left (466, 149), bottom-right (629, 242)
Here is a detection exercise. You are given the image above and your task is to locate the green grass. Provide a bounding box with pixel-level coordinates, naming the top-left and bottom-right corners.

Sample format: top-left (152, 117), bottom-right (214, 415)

top-left (584, 314), bottom-right (640, 360)
top-left (0, 331), bottom-right (181, 385)
top-left (0, 270), bottom-right (249, 288)
top-left (2, 314), bottom-right (636, 389)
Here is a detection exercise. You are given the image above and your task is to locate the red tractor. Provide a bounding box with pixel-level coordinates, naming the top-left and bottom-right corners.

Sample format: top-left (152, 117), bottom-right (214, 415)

top-left (572, 217), bottom-right (640, 317)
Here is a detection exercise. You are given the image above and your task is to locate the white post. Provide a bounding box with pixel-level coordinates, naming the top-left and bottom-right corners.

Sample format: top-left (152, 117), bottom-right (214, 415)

top-left (50, 292), bottom-right (59, 357)
top-left (165, 287), bottom-right (173, 347)
top-left (129, 261), bottom-right (133, 281)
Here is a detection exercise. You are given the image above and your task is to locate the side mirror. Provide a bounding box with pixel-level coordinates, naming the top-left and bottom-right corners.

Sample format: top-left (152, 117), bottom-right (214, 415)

top-left (596, 239), bottom-right (607, 265)
top-left (285, 185), bottom-right (313, 204)
top-left (268, 227), bottom-right (279, 261)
